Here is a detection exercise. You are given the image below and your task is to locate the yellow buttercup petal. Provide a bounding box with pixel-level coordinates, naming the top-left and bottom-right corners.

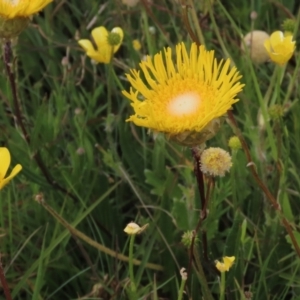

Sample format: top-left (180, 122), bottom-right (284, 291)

top-left (91, 26), bottom-right (109, 49)
top-left (223, 256), bottom-right (235, 268)
top-left (78, 39), bottom-right (96, 53)
top-left (0, 147), bottom-right (10, 181)
top-left (0, 164), bottom-right (22, 190)
top-left (270, 31), bottom-right (284, 46)
top-left (0, 147), bottom-right (22, 190)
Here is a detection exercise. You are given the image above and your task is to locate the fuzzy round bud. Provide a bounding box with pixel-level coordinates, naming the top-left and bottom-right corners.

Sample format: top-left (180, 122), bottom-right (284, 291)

top-left (181, 231), bottom-right (199, 248)
top-left (282, 19), bottom-right (296, 35)
top-left (149, 26), bottom-right (156, 35)
top-left (228, 136), bottom-right (242, 150)
top-left (200, 147), bottom-right (232, 177)
top-left (250, 11), bottom-right (258, 20)
top-left (268, 104), bottom-right (284, 120)
top-left (241, 30), bottom-right (270, 64)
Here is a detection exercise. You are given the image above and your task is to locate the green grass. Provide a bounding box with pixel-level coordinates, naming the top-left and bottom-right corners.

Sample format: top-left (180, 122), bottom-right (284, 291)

top-left (1, 0), bottom-right (300, 299)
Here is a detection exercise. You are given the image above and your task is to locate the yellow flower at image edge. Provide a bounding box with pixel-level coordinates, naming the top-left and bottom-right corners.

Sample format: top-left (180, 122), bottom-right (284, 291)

top-left (78, 26), bottom-right (124, 64)
top-left (0, 0), bottom-right (52, 18)
top-left (123, 43), bottom-right (244, 146)
top-left (0, 148), bottom-right (22, 190)
top-left (215, 256), bottom-right (235, 272)
top-left (0, 0), bottom-right (52, 38)
top-left (264, 31), bottom-right (295, 65)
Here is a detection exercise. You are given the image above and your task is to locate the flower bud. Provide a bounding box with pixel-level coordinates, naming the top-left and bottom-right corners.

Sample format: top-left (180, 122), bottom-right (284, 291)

top-left (241, 30), bottom-right (270, 64)
top-left (228, 136), bottom-right (242, 150)
top-left (200, 147), bottom-right (232, 177)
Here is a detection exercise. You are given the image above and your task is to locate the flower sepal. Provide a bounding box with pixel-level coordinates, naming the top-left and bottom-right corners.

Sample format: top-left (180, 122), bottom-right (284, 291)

top-left (0, 16), bottom-right (30, 39)
top-left (167, 117), bottom-right (223, 147)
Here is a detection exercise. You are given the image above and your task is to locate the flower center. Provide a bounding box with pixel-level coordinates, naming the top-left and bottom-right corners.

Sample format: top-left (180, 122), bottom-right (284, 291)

top-left (6, 0), bottom-right (20, 4)
top-left (167, 92), bottom-right (201, 117)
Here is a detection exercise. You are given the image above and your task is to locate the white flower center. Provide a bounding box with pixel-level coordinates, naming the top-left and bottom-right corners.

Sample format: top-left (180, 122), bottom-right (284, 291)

top-left (167, 92), bottom-right (201, 116)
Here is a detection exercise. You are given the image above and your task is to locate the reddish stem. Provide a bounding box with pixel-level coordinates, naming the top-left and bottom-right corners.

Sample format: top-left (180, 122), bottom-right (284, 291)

top-left (0, 256), bottom-right (12, 300)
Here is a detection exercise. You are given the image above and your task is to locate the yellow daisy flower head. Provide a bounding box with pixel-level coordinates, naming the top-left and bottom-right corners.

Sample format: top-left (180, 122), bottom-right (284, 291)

top-left (0, 0), bottom-right (52, 38)
top-left (264, 31), bottom-right (296, 65)
top-left (123, 42), bottom-right (244, 146)
top-left (0, 147), bottom-right (22, 190)
top-left (78, 26), bottom-right (124, 64)
top-left (215, 256), bottom-right (235, 273)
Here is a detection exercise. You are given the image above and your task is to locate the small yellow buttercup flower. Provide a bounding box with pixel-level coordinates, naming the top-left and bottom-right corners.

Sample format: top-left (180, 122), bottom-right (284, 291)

top-left (215, 256), bottom-right (235, 272)
top-left (78, 26), bottom-right (124, 64)
top-left (200, 147), bottom-right (232, 177)
top-left (123, 42), bottom-right (244, 146)
top-left (132, 39), bottom-right (142, 51)
top-left (0, 147), bottom-right (22, 190)
top-left (0, 0), bottom-right (52, 38)
top-left (264, 31), bottom-right (296, 65)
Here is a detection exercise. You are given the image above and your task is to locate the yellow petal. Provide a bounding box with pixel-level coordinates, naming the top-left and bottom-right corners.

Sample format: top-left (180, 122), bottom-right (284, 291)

top-left (124, 222), bottom-right (141, 235)
top-left (223, 256), bottom-right (235, 269)
top-left (264, 39), bottom-right (271, 52)
top-left (0, 147), bottom-right (10, 181)
top-left (78, 39), bottom-right (95, 53)
top-left (215, 261), bottom-right (227, 272)
top-left (0, 164), bottom-right (22, 190)
top-left (270, 31), bottom-right (284, 46)
top-left (27, 0), bottom-right (53, 15)
top-left (91, 26), bottom-right (109, 49)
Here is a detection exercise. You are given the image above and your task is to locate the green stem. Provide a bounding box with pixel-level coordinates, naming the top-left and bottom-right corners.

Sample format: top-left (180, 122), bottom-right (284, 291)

top-left (129, 234), bottom-right (137, 293)
top-left (188, 0), bottom-right (205, 45)
top-left (219, 272), bottom-right (226, 300)
top-left (36, 198), bottom-right (163, 271)
top-left (177, 277), bottom-right (186, 300)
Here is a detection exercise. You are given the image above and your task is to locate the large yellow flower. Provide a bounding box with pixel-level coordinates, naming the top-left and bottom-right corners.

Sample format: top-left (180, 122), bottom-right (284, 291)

top-left (264, 31), bottom-right (296, 65)
top-left (0, 0), bottom-right (52, 18)
top-left (0, 0), bottom-right (52, 38)
top-left (78, 26), bottom-right (124, 64)
top-left (0, 147), bottom-right (22, 190)
top-left (123, 42), bottom-right (244, 145)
